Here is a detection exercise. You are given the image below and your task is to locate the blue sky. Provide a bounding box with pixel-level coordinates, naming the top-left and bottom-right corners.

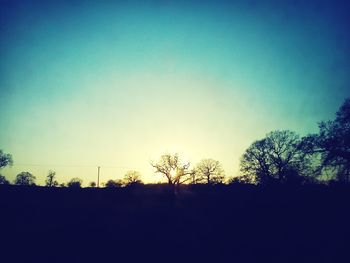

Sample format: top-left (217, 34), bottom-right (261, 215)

top-left (1, 0), bottom-right (350, 185)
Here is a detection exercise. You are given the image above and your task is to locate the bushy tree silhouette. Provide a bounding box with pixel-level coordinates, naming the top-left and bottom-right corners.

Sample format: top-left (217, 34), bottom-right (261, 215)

top-left (240, 130), bottom-right (315, 184)
top-left (228, 174), bottom-right (255, 184)
top-left (105, 179), bottom-right (123, 188)
top-left (0, 149), bottom-right (13, 168)
top-left (14, 172), bottom-right (36, 186)
top-left (0, 150), bottom-right (13, 185)
top-left (45, 170), bottom-right (58, 187)
top-left (67, 178), bottom-right (82, 188)
top-left (316, 98), bottom-right (350, 181)
top-left (123, 170), bottom-right (142, 186)
top-left (0, 174), bottom-right (10, 185)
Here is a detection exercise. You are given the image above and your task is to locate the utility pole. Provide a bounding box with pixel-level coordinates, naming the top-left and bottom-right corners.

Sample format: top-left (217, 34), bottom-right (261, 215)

top-left (97, 166), bottom-right (100, 188)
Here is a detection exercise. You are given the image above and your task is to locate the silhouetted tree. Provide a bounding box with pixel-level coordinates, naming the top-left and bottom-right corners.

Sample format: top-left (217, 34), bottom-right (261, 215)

top-left (0, 150), bottom-right (12, 185)
top-left (105, 179), bottom-right (123, 188)
top-left (14, 172), bottom-right (36, 186)
top-left (151, 153), bottom-right (192, 185)
top-left (0, 149), bottom-right (13, 168)
top-left (123, 170), bottom-right (142, 186)
top-left (240, 130), bottom-right (315, 184)
top-left (228, 174), bottom-right (255, 184)
top-left (316, 98), bottom-right (350, 182)
top-left (45, 170), bottom-right (58, 187)
top-left (195, 159), bottom-right (225, 184)
top-left (0, 174), bottom-right (10, 185)
top-left (67, 178), bottom-right (82, 188)
top-left (89, 181), bottom-right (96, 187)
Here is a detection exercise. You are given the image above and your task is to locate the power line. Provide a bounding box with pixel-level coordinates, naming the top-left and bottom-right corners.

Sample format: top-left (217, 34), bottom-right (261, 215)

top-left (11, 163), bottom-right (149, 169)
top-left (12, 163), bottom-right (96, 168)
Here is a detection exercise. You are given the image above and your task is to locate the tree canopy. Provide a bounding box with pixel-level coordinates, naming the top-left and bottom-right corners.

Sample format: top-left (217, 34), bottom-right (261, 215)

top-left (123, 170), bottom-right (142, 186)
top-left (14, 172), bottom-right (36, 186)
top-left (0, 174), bottom-right (10, 185)
top-left (195, 159), bottom-right (225, 184)
top-left (67, 178), bottom-right (83, 188)
top-left (316, 98), bottom-right (350, 181)
top-left (45, 170), bottom-right (58, 187)
top-left (240, 130), bottom-right (315, 184)
top-left (0, 149), bottom-right (13, 169)
top-left (105, 179), bottom-right (123, 188)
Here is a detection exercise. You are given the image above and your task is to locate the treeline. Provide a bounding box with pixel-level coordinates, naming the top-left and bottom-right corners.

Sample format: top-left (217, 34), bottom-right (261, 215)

top-left (0, 98), bottom-right (349, 188)
top-left (0, 167), bottom-right (143, 188)
top-left (147, 98), bottom-right (350, 186)
top-left (235, 97), bottom-right (350, 185)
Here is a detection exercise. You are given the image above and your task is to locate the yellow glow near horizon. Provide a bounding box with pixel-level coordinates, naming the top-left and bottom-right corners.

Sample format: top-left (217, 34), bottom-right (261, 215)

top-left (1, 1), bottom-right (346, 186)
top-left (0, 70), bottom-right (324, 186)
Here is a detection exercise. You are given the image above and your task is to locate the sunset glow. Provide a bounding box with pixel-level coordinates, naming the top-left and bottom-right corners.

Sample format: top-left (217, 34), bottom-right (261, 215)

top-left (1, 1), bottom-right (350, 185)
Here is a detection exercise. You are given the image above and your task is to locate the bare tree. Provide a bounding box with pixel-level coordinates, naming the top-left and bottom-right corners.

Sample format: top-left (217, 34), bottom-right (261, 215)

top-left (195, 159), bottom-right (225, 184)
top-left (123, 170), bottom-right (142, 186)
top-left (151, 153), bottom-right (192, 185)
top-left (45, 170), bottom-right (58, 187)
top-left (240, 130), bottom-right (315, 184)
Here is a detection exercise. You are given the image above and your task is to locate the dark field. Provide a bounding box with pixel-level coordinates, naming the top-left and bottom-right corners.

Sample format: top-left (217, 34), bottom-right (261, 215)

top-left (1, 184), bottom-right (350, 263)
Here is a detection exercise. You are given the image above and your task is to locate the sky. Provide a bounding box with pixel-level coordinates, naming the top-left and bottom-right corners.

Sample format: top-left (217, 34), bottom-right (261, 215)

top-left (1, 0), bottom-right (350, 185)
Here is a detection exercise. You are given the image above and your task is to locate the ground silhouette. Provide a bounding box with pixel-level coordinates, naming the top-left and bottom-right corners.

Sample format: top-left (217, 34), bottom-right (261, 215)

top-left (0, 183), bottom-right (349, 263)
